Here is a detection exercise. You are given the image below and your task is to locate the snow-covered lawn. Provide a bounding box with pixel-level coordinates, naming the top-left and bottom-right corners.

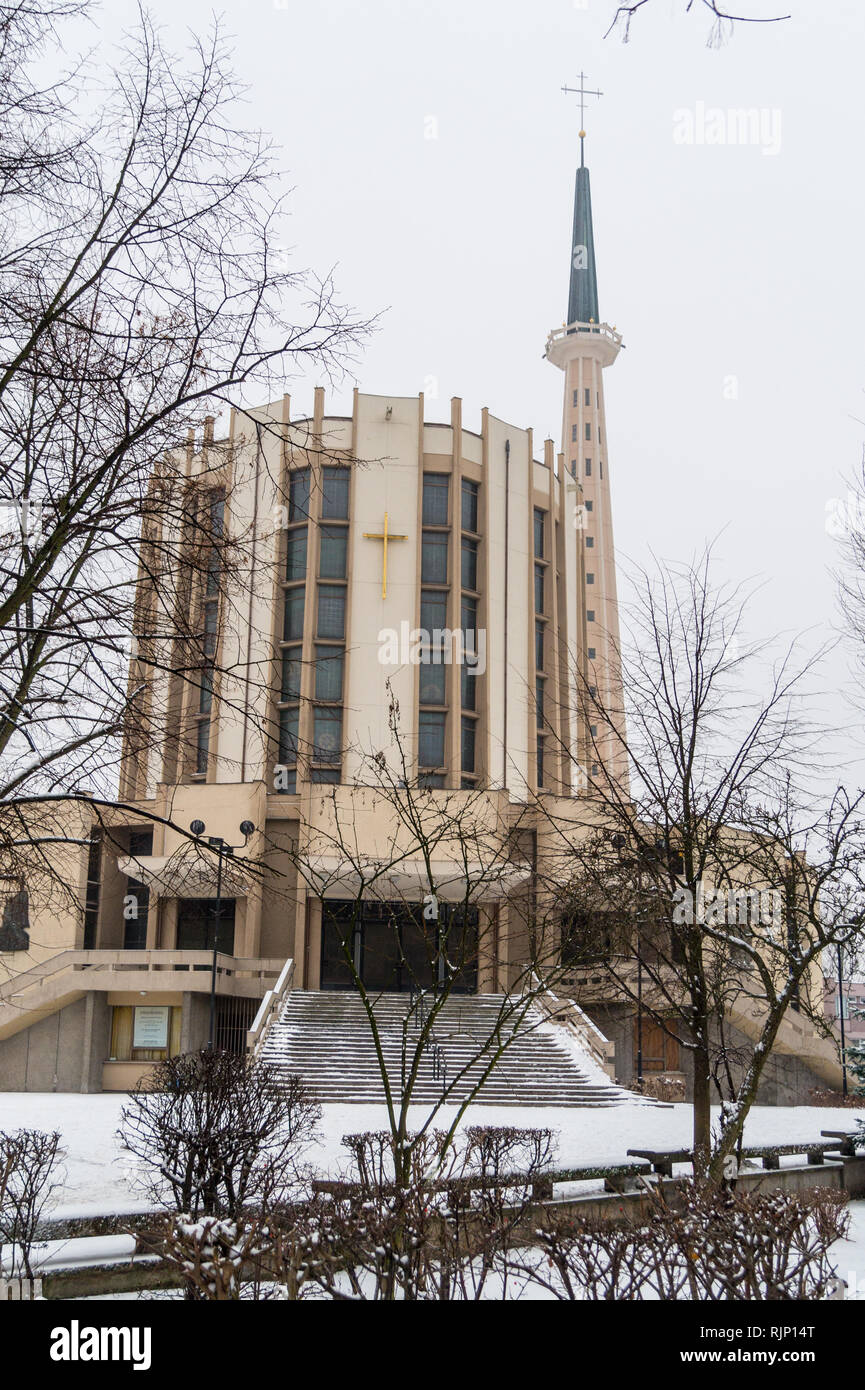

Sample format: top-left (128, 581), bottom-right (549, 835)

top-left (1, 1091), bottom-right (862, 1212)
top-left (3, 1091), bottom-right (865, 1299)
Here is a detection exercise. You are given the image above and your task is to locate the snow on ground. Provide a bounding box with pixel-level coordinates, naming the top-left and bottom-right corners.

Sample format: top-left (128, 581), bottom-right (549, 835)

top-left (1, 1090), bottom-right (863, 1211)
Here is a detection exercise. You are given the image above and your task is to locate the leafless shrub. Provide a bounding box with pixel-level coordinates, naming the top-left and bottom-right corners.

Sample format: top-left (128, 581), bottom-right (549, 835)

top-left (522, 1182), bottom-right (849, 1300)
top-left (119, 1049), bottom-right (320, 1219)
top-left (0, 1127), bottom-right (65, 1278)
top-left (146, 1211), bottom-right (286, 1302)
top-left (276, 1126), bottom-right (557, 1301)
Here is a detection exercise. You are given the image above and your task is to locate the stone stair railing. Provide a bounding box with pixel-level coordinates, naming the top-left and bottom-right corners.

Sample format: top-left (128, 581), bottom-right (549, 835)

top-left (524, 973), bottom-right (616, 1079)
top-left (247, 958), bottom-right (295, 1058)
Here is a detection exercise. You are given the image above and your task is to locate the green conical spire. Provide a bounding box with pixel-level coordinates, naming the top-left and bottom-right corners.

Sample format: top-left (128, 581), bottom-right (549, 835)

top-left (567, 155), bottom-right (599, 326)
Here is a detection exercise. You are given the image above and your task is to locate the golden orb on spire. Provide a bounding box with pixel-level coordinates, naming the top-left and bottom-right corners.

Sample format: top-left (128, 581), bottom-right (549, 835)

top-left (579, 129), bottom-right (586, 139)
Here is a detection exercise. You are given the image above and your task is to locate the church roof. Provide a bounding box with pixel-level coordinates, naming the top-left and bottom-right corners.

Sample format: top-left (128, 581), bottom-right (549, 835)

top-left (567, 160), bottom-right (599, 326)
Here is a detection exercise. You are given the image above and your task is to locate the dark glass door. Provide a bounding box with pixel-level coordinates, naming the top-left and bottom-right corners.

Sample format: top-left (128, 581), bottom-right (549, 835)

top-left (319, 899), bottom-right (476, 993)
top-left (359, 902), bottom-right (404, 992)
top-left (441, 905), bottom-right (479, 994)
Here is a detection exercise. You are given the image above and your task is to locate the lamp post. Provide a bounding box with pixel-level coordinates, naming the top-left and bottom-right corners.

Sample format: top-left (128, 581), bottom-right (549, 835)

top-left (190, 819), bottom-right (255, 1049)
top-left (838, 943), bottom-right (848, 1098)
top-left (636, 926), bottom-right (644, 1090)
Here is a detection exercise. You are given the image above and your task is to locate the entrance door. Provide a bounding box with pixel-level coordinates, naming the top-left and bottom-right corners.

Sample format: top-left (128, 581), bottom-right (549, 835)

top-left (636, 1018), bottom-right (680, 1072)
top-left (319, 899), bottom-right (478, 993)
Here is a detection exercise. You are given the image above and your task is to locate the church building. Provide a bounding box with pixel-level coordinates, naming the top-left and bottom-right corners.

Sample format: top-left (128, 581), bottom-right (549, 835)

top-left (0, 110), bottom-right (842, 1103)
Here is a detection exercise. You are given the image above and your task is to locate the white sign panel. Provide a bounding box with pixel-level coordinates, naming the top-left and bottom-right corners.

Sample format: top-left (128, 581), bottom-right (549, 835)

top-left (133, 1005), bottom-right (170, 1049)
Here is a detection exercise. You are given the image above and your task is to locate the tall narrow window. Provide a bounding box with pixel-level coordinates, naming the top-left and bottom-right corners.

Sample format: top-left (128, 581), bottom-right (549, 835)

top-left (196, 718), bottom-right (210, 775)
top-left (283, 588), bottom-right (305, 641)
top-left (461, 717), bottom-right (476, 774)
top-left (279, 707), bottom-right (299, 764)
top-left (536, 736), bottom-right (545, 787)
top-left (585, 422), bottom-right (591, 441)
top-left (420, 657), bottom-right (446, 706)
top-left (533, 508), bottom-right (545, 560)
top-left (419, 711), bottom-right (446, 769)
top-left (535, 620), bottom-right (544, 672)
top-left (460, 662), bottom-right (476, 712)
top-left (461, 595), bottom-right (478, 658)
top-left (281, 647), bottom-right (302, 702)
top-left (289, 468), bottom-right (310, 521)
top-left (312, 707), bottom-right (342, 764)
top-left (193, 487), bottom-right (223, 778)
top-left (421, 589), bottom-right (447, 638)
top-left (422, 474), bottom-right (449, 526)
top-left (421, 530), bottom-right (448, 583)
top-left (318, 526), bottom-right (347, 579)
top-left (534, 563), bottom-right (545, 615)
top-left (321, 466), bottom-right (349, 520)
top-left (317, 585), bottom-right (346, 640)
top-left (285, 527), bottom-right (307, 581)
top-left (461, 539), bottom-right (478, 591)
top-left (461, 479), bottom-right (479, 533)
top-left (314, 645), bottom-right (343, 702)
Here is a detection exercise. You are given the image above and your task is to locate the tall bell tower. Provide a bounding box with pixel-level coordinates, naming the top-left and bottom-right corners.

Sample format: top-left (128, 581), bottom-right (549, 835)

top-left (546, 76), bottom-right (627, 791)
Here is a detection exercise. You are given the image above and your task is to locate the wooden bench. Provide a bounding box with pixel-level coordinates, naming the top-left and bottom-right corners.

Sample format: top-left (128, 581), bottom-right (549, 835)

top-left (530, 1162), bottom-right (653, 1197)
top-left (628, 1141), bottom-right (847, 1177)
top-left (821, 1130), bottom-right (862, 1158)
top-left (626, 1148), bottom-right (693, 1177)
top-left (739, 1141), bottom-right (844, 1170)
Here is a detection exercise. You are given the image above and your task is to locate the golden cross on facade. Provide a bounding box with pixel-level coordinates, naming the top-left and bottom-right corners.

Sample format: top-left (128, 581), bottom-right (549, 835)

top-left (363, 511), bottom-right (407, 598)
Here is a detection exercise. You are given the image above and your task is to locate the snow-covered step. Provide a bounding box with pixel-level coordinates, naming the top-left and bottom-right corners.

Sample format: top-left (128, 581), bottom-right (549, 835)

top-left (257, 990), bottom-right (642, 1107)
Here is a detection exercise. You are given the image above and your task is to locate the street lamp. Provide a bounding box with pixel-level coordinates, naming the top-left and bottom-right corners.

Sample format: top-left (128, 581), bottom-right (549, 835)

top-left (838, 943), bottom-right (849, 1098)
top-left (190, 819), bottom-right (256, 1048)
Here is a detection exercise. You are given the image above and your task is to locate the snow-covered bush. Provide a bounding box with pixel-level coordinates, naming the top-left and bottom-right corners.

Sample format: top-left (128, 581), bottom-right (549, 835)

top-left (0, 1127), bottom-right (65, 1278)
top-left (118, 1049), bottom-right (320, 1218)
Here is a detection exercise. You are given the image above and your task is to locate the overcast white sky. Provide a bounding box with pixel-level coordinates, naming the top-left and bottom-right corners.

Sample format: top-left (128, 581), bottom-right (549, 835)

top-left (97, 0), bottom-right (865, 778)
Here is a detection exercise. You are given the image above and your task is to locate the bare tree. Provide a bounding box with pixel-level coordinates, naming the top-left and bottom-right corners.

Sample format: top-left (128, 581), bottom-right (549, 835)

top-left (607, 0), bottom-right (790, 45)
top-left (541, 547), bottom-right (865, 1179)
top-left (0, 1126), bottom-right (66, 1278)
top-left (0, 1), bottom-right (371, 895)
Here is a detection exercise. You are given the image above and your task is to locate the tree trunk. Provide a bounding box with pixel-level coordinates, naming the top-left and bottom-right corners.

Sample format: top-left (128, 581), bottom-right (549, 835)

top-left (692, 1024), bottom-right (712, 1179)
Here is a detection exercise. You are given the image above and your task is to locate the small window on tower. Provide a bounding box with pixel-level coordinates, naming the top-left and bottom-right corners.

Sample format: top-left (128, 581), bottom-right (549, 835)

top-left (586, 573), bottom-right (595, 585)
top-left (585, 423), bottom-right (591, 441)
top-left (571, 424), bottom-right (578, 443)
top-left (587, 609), bottom-right (595, 622)
top-left (588, 647), bottom-right (596, 660)
top-left (584, 388), bottom-right (590, 407)
top-left (586, 536), bottom-right (594, 548)
top-left (572, 390), bottom-right (579, 408)
top-left (585, 500), bottom-right (593, 512)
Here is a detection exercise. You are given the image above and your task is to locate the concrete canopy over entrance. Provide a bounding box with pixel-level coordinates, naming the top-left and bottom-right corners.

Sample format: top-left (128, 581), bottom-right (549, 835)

top-left (299, 854), bottom-right (531, 902)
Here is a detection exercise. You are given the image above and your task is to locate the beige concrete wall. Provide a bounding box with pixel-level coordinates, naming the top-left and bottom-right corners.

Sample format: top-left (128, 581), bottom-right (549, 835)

top-left (0, 994), bottom-right (110, 1093)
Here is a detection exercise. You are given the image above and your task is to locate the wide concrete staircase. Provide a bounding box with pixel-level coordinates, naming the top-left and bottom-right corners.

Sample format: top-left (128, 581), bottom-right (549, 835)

top-left (258, 990), bottom-right (641, 1107)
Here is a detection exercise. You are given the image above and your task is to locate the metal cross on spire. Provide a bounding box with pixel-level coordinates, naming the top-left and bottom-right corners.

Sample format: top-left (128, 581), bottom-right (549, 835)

top-left (562, 72), bottom-right (603, 165)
